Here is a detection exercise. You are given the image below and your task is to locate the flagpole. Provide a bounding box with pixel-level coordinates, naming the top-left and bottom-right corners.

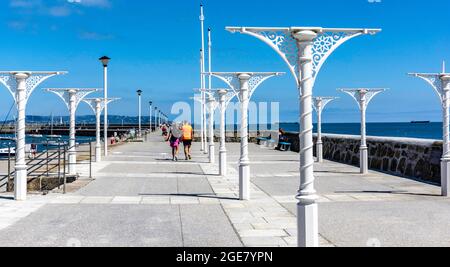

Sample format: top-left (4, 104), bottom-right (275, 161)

top-left (200, 3), bottom-right (208, 153)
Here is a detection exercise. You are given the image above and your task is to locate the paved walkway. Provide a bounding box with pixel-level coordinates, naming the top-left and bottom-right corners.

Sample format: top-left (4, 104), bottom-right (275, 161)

top-left (0, 132), bottom-right (449, 247)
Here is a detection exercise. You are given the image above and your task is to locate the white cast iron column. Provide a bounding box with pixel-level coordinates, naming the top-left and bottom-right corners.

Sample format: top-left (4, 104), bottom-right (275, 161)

top-left (210, 72), bottom-right (283, 200)
top-left (207, 94), bottom-right (216, 164)
top-left (239, 74), bottom-right (251, 200)
top-left (313, 97), bottom-right (337, 163)
top-left (442, 75), bottom-right (450, 196)
top-left (295, 31), bottom-right (319, 248)
top-left (14, 74), bottom-right (28, 201)
top-left (0, 71), bottom-right (66, 201)
top-left (218, 90), bottom-right (228, 176)
top-left (84, 98), bottom-right (119, 163)
top-left (68, 90), bottom-right (77, 174)
top-left (316, 100), bottom-right (323, 162)
top-left (227, 26), bottom-right (381, 247)
top-left (360, 91), bottom-right (368, 174)
top-left (410, 66), bottom-right (450, 196)
top-left (340, 89), bottom-right (386, 175)
top-left (47, 88), bottom-right (98, 175)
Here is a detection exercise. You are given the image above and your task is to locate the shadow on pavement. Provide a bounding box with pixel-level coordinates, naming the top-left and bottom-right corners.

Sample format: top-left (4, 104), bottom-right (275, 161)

top-left (139, 193), bottom-right (239, 201)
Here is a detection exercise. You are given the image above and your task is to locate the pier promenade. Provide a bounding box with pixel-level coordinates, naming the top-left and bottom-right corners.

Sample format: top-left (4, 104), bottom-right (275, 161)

top-left (0, 132), bottom-right (449, 247)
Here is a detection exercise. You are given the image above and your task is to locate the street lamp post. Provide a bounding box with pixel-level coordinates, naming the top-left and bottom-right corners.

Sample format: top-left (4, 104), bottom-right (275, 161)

top-left (227, 26), bottom-right (380, 247)
top-left (99, 56), bottom-right (111, 157)
top-left (313, 97), bottom-right (338, 163)
top-left (0, 71), bottom-right (66, 201)
top-left (340, 88), bottom-right (386, 174)
top-left (199, 5), bottom-right (207, 154)
top-left (199, 50), bottom-right (205, 152)
top-left (149, 101), bottom-right (153, 131)
top-left (210, 72), bottom-right (283, 200)
top-left (137, 90), bottom-right (143, 136)
top-left (46, 88), bottom-right (98, 175)
top-left (409, 64), bottom-right (450, 196)
top-left (84, 98), bottom-right (120, 162)
top-left (154, 107), bottom-right (158, 130)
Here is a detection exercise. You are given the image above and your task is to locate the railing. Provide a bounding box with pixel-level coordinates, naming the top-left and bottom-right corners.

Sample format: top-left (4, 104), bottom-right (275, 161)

top-left (0, 139), bottom-right (94, 194)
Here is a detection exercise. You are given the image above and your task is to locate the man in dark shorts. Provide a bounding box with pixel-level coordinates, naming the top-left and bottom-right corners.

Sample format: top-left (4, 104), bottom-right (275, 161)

top-left (182, 121), bottom-right (194, 160)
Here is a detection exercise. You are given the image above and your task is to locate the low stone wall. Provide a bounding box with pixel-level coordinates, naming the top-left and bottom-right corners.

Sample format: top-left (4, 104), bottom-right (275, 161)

top-left (193, 130), bottom-right (278, 143)
top-left (283, 133), bottom-right (443, 185)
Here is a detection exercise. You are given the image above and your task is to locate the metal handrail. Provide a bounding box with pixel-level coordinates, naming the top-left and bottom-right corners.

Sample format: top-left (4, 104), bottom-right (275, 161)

top-left (0, 139), bottom-right (94, 193)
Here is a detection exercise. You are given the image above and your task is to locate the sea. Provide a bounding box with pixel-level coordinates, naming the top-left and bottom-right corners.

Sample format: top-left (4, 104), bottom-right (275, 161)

top-left (279, 122), bottom-right (443, 140)
top-left (0, 135), bottom-right (95, 152)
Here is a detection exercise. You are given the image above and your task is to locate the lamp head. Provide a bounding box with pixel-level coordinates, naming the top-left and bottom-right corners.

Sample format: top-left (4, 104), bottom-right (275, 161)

top-left (99, 56), bottom-right (111, 67)
top-left (137, 90), bottom-right (143, 96)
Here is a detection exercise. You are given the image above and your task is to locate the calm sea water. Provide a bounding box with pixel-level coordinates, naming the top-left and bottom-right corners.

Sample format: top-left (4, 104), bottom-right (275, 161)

top-left (279, 122), bottom-right (443, 140)
top-left (0, 135), bottom-right (95, 151)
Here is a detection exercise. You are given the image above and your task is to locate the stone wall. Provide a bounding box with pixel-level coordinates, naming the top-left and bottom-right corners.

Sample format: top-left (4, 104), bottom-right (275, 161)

top-left (193, 130), bottom-right (278, 143)
top-left (283, 133), bottom-right (443, 185)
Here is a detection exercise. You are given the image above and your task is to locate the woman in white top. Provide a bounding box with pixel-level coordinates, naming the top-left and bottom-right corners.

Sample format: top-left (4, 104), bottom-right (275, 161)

top-left (166, 123), bottom-right (182, 161)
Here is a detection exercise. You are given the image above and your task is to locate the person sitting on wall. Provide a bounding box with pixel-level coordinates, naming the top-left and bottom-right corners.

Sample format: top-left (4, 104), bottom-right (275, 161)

top-left (277, 128), bottom-right (288, 150)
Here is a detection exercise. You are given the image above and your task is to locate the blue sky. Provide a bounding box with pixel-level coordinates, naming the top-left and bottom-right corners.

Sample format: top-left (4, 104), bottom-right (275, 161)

top-left (0, 0), bottom-right (450, 123)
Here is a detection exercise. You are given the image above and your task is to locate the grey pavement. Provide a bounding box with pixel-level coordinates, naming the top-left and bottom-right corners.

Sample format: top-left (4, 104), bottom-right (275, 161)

top-left (0, 132), bottom-right (449, 247)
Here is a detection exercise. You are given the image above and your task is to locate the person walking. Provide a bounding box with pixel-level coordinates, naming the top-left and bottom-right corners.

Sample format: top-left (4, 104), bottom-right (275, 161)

top-left (182, 121), bottom-right (194, 160)
top-left (166, 123), bottom-right (182, 161)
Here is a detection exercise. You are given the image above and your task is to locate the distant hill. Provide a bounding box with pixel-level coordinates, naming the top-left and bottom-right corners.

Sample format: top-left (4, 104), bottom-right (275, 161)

top-left (2, 115), bottom-right (160, 125)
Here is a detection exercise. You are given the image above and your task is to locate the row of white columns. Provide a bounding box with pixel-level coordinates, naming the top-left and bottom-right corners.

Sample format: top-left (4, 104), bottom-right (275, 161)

top-left (0, 72), bottom-right (67, 201)
top-left (0, 71), bottom-right (122, 201)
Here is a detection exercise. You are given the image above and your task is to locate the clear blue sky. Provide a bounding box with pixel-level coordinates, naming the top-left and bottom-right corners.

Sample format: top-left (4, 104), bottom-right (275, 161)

top-left (1, 0), bottom-right (449, 123)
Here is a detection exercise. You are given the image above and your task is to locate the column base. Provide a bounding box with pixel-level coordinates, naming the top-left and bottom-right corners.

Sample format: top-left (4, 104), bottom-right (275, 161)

top-left (441, 158), bottom-right (450, 197)
top-left (316, 143), bottom-right (323, 163)
top-left (239, 163), bottom-right (250, 200)
top-left (297, 202), bottom-right (319, 247)
top-left (95, 146), bottom-right (101, 163)
top-left (14, 165), bottom-right (27, 201)
top-left (209, 144), bottom-right (215, 164)
top-left (219, 150), bottom-right (227, 176)
top-left (69, 152), bottom-right (77, 175)
top-left (360, 147), bottom-right (369, 175)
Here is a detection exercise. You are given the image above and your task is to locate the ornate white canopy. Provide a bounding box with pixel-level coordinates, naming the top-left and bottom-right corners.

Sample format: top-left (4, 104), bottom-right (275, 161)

top-left (226, 27), bottom-right (380, 87)
top-left (206, 72), bottom-right (284, 101)
top-left (46, 88), bottom-right (100, 110)
top-left (312, 97), bottom-right (339, 113)
top-left (339, 88), bottom-right (387, 110)
top-left (0, 71), bottom-right (67, 104)
top-left (84, 98), bottom-right (120, 114)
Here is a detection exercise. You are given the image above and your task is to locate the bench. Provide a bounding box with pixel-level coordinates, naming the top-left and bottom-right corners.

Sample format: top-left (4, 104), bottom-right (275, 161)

top-left (279, 142), bottom-right (292, 151)
top-left (267, 139), bottom-right (277, 149)
top-left (256, 136), bottom-right (271, 146)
